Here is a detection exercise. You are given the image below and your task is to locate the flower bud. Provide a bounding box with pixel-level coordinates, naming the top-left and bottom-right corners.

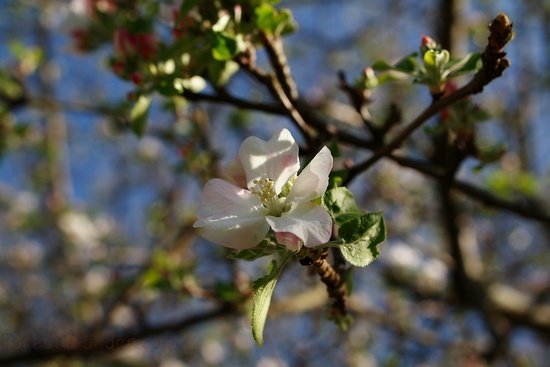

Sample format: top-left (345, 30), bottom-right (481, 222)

top-left (130, 72), bottom-right (144, 85)
top-left (275, 232), bottom-right (302, 252)
top-left (420, 35), bottom-right (439, 54)
top-left (114, 29), bottom-right (137, 59)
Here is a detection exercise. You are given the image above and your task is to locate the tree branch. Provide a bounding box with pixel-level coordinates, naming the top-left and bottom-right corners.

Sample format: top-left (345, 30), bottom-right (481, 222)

top-left (345, 13), bottom-right (514, 184)
top-left (0, 305), bottom-right (233, 365)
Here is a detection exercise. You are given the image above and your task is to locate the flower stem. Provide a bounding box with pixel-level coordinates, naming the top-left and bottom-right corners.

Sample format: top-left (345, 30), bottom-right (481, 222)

top-left (301, 249), bottom-right (348, 320)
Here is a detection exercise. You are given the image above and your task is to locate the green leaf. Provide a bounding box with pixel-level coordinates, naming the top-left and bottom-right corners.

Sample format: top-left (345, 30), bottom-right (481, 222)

top-left (214, 281), bottom-right (241, 303)
top-left (252, 253), bottom-right (291, 345)
top-left (339, 213), bottom-right (386, 267)
top-left (393, 53), bottom-right (420, 74)
top-left (423, 49), bottom-right (449, 69)
top-left (228, 240), bottom-right (281, 261)
top-left (212, 32), bottom-right (246, 61)
top-left (255, 4), bottom-right (297, 35)
top-left (338, 211), bottom-right (383, 243)
top-left (372, 53), bottom-right (419, 75)
top-left (334, 211), bottom-right (363, 226)
top-left (156, 75), bottom-right (180, 96)
top-left (370, 60), bottom-right (393, 71)
top-left (328, 170), bottom-right (348, 190)
top-left (207, 60), bottom-right (239, 87)
top-left (130, 95), bottom-right (151, 137)
top-left (444, 53), bottom-right (482, 78)
top-left (0, 69), bottom-right (24, 100)
top-left (375, 73), bottom-right (404, 85)
top-left (323, 187), bottom-right (361, 218)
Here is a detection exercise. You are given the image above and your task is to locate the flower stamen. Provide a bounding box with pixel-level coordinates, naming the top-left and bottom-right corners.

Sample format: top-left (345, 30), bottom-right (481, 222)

top-left (251, 178), bottom-right (289, 216)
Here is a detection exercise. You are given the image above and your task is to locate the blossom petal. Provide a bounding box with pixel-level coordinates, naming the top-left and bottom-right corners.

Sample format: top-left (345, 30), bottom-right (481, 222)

top-left (287, 146), bottom-right (333, 202)
top-left (194, 216), bottom-right (270, 249)
top-left (239, 129), bottom-right (299, 194)
top-left (194, 178), bottom-right (269, 249)
top-left (265, 202), bottom-right (332, 248)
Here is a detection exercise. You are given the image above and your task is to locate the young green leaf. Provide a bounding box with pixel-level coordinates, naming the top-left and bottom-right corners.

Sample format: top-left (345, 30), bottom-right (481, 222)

top-left (130, 95), bottom-right (151, 137)
top-left (207, 60), bottom-right (239, 87)
top-left (444, 53), bottom-right (482, 78)
top-left (252, 253), bottom-right (291, 345)
top-left (323, 187), bottom-right (361, 217)
top-left (228, 240), bottom-right (281, 261)
top-left (338, 212), bottom-right (386, 267)
top-left (393, 53), bottom-right (420, 74)
top-left (212, 33), bottom-right (245, 61)
top-left (372, 53), bottom-right (419, 74)
top-left (255, 4), bottom-right (297, 35)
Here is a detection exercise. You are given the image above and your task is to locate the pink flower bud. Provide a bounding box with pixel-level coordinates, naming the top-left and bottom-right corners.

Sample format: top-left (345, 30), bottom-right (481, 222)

top-left (111, 61), bottom-right (125, 75)
top-left (71, 29), bottom-right (89, 52)
top-left (421, 35), bottom-right (439, 53)
top-left (275, 232), bottom-right (302, 252)
top-left (130, 72), bottom-right (144, 85)
top-left (135, 34), bottom-right (157, 60)
top-left (234, 5), bottom-right (242, 24)
top-left (114, 30), bottom-right (157, 60)
top-left (114, 29), bottom-right (137, 58)
top-left (172, 10), bottom-right (195, 40)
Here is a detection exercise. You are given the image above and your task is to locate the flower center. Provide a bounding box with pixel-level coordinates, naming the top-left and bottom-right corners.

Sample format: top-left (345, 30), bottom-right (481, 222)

top-left (251, 178), bottom-right (289, 217)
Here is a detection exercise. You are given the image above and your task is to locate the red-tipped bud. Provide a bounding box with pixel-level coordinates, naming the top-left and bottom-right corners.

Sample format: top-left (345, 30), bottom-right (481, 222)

top-left (71, 29), bottom-right (90, 52)
top-left (114, 29), bottom-right (137, 58)
top-left (135, 34), bottom-right (157, 60)
top-left (114, 29), bottom-right (157, 60)
top-left (111, 61), bottom-right (125, 75)
top-left (421, 35), bottom-right (439, 54)
top-left (130, 72), bottom-right (144, 85)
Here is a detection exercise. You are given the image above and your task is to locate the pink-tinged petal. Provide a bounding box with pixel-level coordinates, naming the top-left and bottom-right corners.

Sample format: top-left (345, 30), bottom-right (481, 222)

top-left (222, 157), bottom-right (248, 189)
top-left (275, 232), bottom-right (302, 252)
top-left (193, 178), bottom-right (270, 249)
top-left (265, 202), bottom-right (332, 248)
top-left (239, 129), bottom-right (299, 194)
top-left (195, 178), bottom-right (263, 219)
top-left (287, 146), bottom-right (333, 202)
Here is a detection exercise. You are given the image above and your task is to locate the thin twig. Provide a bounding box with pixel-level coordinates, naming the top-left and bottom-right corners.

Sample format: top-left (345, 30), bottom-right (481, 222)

top-left (236, 47), bottom-right (314, 141)
top-left (181, 89), bottom-right (284, 115)
top-left (344, 13), bottom-right (514, 184)
top-left (260, 31), bottom-right (299, 101)
top-left (0, 305), bottom-right (233, 365)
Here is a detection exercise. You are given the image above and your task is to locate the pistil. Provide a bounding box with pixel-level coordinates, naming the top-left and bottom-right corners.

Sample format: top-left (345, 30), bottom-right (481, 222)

top-left (251, 179), bottom-right (289, 216)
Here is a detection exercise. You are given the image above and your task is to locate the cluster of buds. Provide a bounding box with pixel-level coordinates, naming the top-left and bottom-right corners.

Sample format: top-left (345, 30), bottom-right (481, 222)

top-left (172, 9), bottom-right (199, 40)
top-left (111, 29), bottom-right (158, 86)
top-left (419, 36), bottom-right (452, 95)
top-left (420, 35), bottom-right (440, 54)
top-left (113, 29), bottom-right (157, 61)
top-left (68, 0), bottom-right (117, 52)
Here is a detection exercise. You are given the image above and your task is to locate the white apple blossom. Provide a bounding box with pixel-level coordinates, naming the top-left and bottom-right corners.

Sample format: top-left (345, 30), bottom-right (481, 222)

top-left (193, 129), bottom-right (333, 250)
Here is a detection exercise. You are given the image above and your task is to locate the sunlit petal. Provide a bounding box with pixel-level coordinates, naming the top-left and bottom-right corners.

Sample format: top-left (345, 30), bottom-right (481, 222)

top-left (239, 129), bottom-right (299, 193)
top-left (287, 146), bottom-right (333, 202)
top-left (266, 202), bottom-right (332, 248)
top-left (195, 178), bottom-right (263, 219)
top-left (194, 178), bottom-right (269, 249)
